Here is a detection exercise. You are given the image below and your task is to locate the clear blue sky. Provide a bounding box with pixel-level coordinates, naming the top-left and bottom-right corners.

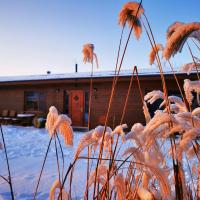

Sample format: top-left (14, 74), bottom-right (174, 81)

top-left (0, 0), bottom-right (199, 76)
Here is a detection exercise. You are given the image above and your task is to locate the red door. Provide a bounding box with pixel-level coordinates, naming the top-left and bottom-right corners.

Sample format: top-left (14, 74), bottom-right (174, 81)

top-left (70, 90), bottom-right (84, 126)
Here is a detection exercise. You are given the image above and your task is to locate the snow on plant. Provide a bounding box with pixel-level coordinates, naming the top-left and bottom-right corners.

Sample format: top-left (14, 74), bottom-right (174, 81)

top-left (180, 62), bottom-right (200, 75)
top-left (184, 79), bottom-right (200, 105)
top-left (46, 106), bottom-right (73, 146)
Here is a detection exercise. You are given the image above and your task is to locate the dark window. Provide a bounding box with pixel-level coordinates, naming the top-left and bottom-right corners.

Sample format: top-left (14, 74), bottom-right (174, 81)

top-left (145, 90), bottom-right (183, 117)
top-left (25, 92), bottom-right (46, 111)
top-left (64, 91), bottom-right (69, 114)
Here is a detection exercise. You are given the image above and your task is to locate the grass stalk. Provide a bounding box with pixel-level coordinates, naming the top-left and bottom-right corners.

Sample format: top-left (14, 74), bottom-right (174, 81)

top-left (92, 1), bottom-right (143, 198)
top-left (33, 135), bottom-right (53, 200)
top-left (0, 125), bottom-right (14, 200)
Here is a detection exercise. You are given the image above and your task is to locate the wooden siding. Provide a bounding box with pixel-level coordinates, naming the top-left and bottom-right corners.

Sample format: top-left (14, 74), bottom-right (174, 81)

top-left (0, 74), bottom-right (195, 129)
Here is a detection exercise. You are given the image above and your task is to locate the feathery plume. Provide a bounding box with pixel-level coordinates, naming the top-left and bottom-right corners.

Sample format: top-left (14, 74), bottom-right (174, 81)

top-left (114, 173), bottom-right (127, 200)
top-left (53, 114), bottom-right (73, 146)
top-left (166, 21), bottom-right (184, 40)
top-left (180, 62), bottom-right (200, 75)
top-left (189, 29), bottom-right (200, 42)
top-left (119, 2), bottom-right (144, 39)
top-left (92, 125), bottom-right (112, 140)
top-left (137, 187), bottom-right (154, 200)
top-left (75, 130), bottom-right (97, 158)
top-left (112, 124), bottom-right (128, 136)
top-left (146, 164), bottom-right (171, 199)
top-left (49, 180), bottom-right (68, 200)
top-left (184, 79), bottom-right (200, 105)
top-left (163, 22), bottom-right (200, 60)
top-left (46, 106), bottom-right (59, 135)
top-left (160, 95), bottom-right (187, 112)
top-left (192, 107), bottom-right (200, 116)
top-left (178, 128), bottom-right (200, 160)
top-left (88, 164), bottom-right (108, 187)
top-left (82, 43), bottom-right (98, 67)
top-left (144, 90), bottom-right (164, 104)
top-left (149, 44), bottom-right (164, 65)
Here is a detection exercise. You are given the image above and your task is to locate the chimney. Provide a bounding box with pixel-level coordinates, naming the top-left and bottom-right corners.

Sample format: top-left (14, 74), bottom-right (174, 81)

top-left (47, 71), bottom-right (51, 75)
top-left (75, 63), bottom-right (78, 73)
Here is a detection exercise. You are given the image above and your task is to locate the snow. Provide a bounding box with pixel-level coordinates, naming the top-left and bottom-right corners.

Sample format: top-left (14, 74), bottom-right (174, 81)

top-left (0, 125), bottom-right (87, 200)
top-left (0, 68), bottom-right (185, 83)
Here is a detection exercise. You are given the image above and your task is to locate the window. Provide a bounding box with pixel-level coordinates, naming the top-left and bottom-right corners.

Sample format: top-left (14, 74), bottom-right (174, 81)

top-left (64, 91), bottom-right (69, 114)
top-left (25, 92), bottom-right (46, 111)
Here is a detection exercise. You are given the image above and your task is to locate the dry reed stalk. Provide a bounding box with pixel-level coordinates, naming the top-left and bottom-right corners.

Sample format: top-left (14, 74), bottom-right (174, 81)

top-left (92, 1), bottom-right (143, 198)
top-left (167, 60), bottom-right (188, 107)
top-left (186, 42), bottom-right (200, 81)
top-left (33, 135), bottom-right (53, 200)
top-left (0, 125), bottom-right (14, 200)
top-left (141, 14), bottom-right (185, 199)
top-left (56, 134), bottom-right (65, 183)
top-left (54, 135), bottom-right (62, 200)
top-left (185, 153), bottom-right (196, 198)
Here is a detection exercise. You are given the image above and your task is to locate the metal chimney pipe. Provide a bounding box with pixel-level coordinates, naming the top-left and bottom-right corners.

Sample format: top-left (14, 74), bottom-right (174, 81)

top-left (75, 63), bottom-right (78, 73)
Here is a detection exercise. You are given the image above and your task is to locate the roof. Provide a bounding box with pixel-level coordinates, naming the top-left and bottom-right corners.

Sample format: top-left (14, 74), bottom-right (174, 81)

top-left (0, 68), bottom-right (188, 83)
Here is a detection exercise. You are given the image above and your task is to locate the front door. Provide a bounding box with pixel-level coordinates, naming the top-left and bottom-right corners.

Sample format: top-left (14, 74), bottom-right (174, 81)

top-left (70, 90), bottom-right (84, 126)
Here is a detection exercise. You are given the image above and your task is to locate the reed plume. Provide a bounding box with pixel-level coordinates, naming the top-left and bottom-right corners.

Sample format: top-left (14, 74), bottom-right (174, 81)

top-left (82, 43), bottom-right (98, 67)
top-left (163, 22), bottom-right (200, 60)
top-left (49, 179), bottom-right (68, 200)
top-left (180, 62), bottom-right (200, 75)
top-left (119, 2), bottom-right (144, 39)
top-left (149, 43), bottom-right (164, 65)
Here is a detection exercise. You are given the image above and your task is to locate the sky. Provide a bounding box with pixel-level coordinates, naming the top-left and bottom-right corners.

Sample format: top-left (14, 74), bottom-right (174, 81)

top-left (0, 0), bottom-right (199, 76)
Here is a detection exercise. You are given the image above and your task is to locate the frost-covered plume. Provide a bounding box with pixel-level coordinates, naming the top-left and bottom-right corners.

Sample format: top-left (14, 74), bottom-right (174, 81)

top-left (92, 125), bottom-right (112, 140)
top-left (53, 114), bottom-right (73, 146)
top-left (114, 173), bottom-right (127, 200)
top-left (82, 43), bottom-right (98, 67)
top-left (111, 124), bottom-right (127, 137)
top-left (49, 180), bottom-right (68, 200)
top-left (88, 164), bottom-right (108, 187)
top-left (46, 106), bottom-right (59, 135)
top-left (149, 43), bottom-right (164, 65)
top-left (175, 112), bottom-right (200, 128)
top-left (137, 187), bottom-right (154, 200)
top-left (177, 128), bottom-right (200, 160)
top-left (119, 2), bottom-right (144, 39)
top-left (180, 62), bottom-right (200, 75)
top-left (163, 22), bottom-right (200, 60)
top-left (145, 164), bottom-right (171, 199)
top-left (184, 79), bottom-right (200, 105)
top-left (75, 130), bottom-right (96, 159)
top-left (160, 95), bottom-right (187, 113)
top-left (144, 90), bottom-right (164, 104)
top-left (123, 123), bottom-right (144, 147)
top-left (143, 111), bottom-right (173, 138)
top-left (192, 107), bottom-right (200, 117)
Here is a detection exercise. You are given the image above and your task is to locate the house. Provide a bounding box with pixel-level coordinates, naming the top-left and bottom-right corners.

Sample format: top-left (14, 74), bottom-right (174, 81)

top-left (0, 69), bottom-right (197, 128)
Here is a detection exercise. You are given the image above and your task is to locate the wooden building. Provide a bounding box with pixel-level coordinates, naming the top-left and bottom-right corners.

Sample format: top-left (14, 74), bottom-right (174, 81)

top-left (0, 70), bottom-right (195, 129)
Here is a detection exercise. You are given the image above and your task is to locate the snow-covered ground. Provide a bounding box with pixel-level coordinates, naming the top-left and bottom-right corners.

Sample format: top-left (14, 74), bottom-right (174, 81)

top-left (0, 125), bottom-right (88, 200)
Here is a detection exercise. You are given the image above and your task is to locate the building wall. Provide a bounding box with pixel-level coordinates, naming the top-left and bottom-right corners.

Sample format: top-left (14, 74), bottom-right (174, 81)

top-left (0, 75), bottom-right (187, 129)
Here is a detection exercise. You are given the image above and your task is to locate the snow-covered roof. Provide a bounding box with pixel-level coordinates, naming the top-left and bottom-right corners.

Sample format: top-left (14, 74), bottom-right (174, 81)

top-left (0, 68), bottom-right (187, 83)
